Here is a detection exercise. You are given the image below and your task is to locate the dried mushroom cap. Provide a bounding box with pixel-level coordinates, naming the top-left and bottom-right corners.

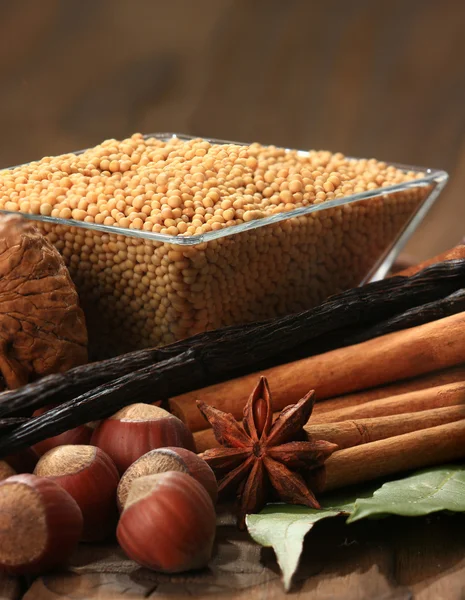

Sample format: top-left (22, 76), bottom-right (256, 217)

top-left (0, 215), bottom-right (87, 388)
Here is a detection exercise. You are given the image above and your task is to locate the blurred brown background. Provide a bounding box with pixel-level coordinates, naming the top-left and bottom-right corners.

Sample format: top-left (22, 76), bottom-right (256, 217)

top-left (0, 0), bottom-right (464, 259)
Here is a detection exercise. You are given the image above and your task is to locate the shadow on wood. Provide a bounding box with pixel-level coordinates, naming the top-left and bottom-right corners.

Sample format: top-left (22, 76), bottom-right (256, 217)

top-left (21, 513), bottom-right (465, 599)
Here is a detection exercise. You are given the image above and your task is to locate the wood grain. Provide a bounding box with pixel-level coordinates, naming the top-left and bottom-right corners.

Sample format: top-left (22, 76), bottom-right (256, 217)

top-left (2, 4), bottom-right (465, 597)
top-left (0, 0), bottom-right (464, 258)
top-left (21, 514), bottom-right (465, 599)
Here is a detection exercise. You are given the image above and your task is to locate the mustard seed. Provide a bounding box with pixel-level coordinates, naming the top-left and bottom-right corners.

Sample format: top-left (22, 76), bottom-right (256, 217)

top-left (0, 134), bottom-right (429, 354)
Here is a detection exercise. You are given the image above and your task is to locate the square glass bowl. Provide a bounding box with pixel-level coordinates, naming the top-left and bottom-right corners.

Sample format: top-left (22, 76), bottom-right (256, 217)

top-left (0, 133), bottom-right (448, 358)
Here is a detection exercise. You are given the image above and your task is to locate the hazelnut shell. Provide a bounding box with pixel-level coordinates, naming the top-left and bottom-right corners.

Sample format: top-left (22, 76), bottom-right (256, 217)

top-left (117, 447), bottom-right (217, 510)
top-left (117, 471), bottom-right (216, 573)
top-left (0, 461), bottom-right (15, 481)
top-left (32, 406), bottom-right (93, 456)
top-left (0, 474), bottom-right (83, 574)
top-left (91, 403), bottom-right (195, 474)
top-left (4, 448), bottom-right (38, 473)
top-left (34, 445), bottom-right (119, 542)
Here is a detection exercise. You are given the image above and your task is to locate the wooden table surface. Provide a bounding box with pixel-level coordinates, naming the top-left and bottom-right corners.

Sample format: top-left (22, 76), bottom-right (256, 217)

top-left (1, 3), bottom-right (464, 598)
top-left (2, 512), bottom-right (465, 599)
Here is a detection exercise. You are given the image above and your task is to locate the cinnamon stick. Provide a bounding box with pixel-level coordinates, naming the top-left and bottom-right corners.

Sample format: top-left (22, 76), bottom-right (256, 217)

top-left (306, 405), bottom-right (465, 449)
top-left (3, 257), bottom-right (463, 422)
top-left (194, 428), bottom-right (219, 452)
top-left (316, 364), bottom-right (465, 413)
top-left (322, 419), bottom-right (465, 491)
top-left (191, 360), bottom-right (462, 444)
top-left (194, 382), bottom-right (465, 452)
top-left (170, 312), bottom-right (465, 432)
top-left (309, 381), bottom-right (465, 425)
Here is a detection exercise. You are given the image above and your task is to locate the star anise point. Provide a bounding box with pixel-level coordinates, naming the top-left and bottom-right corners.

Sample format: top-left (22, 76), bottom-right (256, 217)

top-left (197, 376), bottom-right (337, 528)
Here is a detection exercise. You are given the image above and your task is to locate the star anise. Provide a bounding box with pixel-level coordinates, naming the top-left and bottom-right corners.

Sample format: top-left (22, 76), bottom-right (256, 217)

top-left (197, 376), bottom-right (338, 528)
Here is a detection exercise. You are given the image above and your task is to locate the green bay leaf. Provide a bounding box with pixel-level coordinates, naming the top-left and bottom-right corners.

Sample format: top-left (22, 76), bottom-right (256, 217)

top-left (245, 490), bottom-right (360, 591)
top-left (246, 464), bottom-right (465, 592)
top-left (348, 464), bottom-right (465, 522)
top-left (246, 505), bottom-right (343, 592)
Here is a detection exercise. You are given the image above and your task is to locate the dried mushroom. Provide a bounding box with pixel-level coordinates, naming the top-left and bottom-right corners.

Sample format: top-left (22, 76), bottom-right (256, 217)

top-left (0, 215), bottom-right (87, 389)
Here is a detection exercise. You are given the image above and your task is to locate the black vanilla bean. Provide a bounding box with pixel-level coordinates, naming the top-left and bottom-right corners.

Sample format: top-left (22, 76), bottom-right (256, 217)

top-left (341, 288), bottom-right (465, 346)
top-left (0, 418), bottom-right (28, 432)
top-left (0, 348), bottom-right (167, 419)
top-left (0, 352), bottom-right (200, 456)
top-left (289, 287), bottom-right (465, 358)
top-left (0, 259), bottom-right (465, 421)
top-left (0, 258), bottom-right (465, 456)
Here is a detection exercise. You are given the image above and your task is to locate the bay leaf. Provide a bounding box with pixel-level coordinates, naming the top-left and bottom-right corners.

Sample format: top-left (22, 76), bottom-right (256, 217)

top-left (246, 490), bottom-right (359, 591)
top-left (246, 464), bottom-right (465, 592)
top-left (348, 464), bottom-right (465, 522)
top-left (246, 505), bottom-right (342, 592)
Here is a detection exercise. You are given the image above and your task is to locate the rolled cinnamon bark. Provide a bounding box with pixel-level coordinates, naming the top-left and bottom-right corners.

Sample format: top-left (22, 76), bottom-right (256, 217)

top-left (310, 381), bottom-right (465, 425)
top-left (195, 382), bottom-right (465, 452)
top-left (322, 419), bottom-right (465, 491)
top-left (306, 404), bottom-right (465, 449)
top-left (194, 428), bottom-right (219, 452)
top-left (317, 364), bottom-right (465, 413)
top-left (171, 312), bottom-right (465, 432)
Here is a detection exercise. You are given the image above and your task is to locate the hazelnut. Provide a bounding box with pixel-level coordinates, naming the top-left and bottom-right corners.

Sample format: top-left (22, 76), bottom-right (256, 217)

top-left (117, 447), bottom-right (217, 510)
top-left (117, 471), bottom-right (216, 573)
top-left (91, 404), bottom-right (195, 474)
top-left (0, 461), bottom-right (15, 481)
top-left (32, 406), bottom-right (93, 456)
top-left (4, 448), bottom-right (38, 473)
top-left (34, 445), bottom-right (119, 542)
top-left (0, 474), bottom-right (83, 574)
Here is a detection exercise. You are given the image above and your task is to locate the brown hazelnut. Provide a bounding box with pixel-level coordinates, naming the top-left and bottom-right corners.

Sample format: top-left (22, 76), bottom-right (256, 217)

top-left (32, 406), bottom-right (93, 456)
top-left (0, 474), bottom-right (83, 574)
top-left (117, 447), bottom-right (217, 510)
top-left (117, 471), bottom-right (216, 573)
top-left (90, 404), bottom-right (195, 474)
top-left (0, 461), bottom-right (15, 481)
top-left (4, 448), bottom-right (38, 473)
top-left (34, 445), bottom-right (119, 542)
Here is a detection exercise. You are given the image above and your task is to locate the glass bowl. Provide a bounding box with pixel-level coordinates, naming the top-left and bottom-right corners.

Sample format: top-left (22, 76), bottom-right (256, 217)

top-left (0, 133), bottom-right (448, 357)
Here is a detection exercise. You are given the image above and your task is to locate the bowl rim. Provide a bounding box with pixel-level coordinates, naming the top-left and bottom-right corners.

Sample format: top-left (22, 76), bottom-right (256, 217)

top-left (0, 132), bottom-right (449, 246)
